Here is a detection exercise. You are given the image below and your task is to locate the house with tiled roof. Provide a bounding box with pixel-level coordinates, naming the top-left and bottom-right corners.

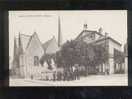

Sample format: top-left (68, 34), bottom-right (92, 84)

top-left (12, 32), bottom-right (61, 79)
top-left (12, 32), bottom-right (45, 78)
top-left (42, 36), bottom-right (59, 54)
top-left (12, 17), bottom-right (62, 79)
top-left (12, 17), bottom-right (127, 79)
top-left (76, 24), bottom-right (126, 74)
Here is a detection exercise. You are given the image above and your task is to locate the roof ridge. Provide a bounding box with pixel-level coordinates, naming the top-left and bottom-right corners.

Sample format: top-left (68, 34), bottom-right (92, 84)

top-left (42, 37), bottom-right (55, 52)
top-left (43, 38), bottom-right (52, 45)
top-left (25, 35), bottom-right (33, 49)
top-left (43, 36), bottom-right (56, 44)
top-left (108, 37), bottom-right (122, 46)
top-left (20, 33), bottom-right (31, 37)
top-left (95, 36), bottom-right (122, 46)
top-left (76, 30), bottom-right (98, 40)
top-left (84, 30), bottom-right (97, 32)
top-left (25, 32), bottom-right (44, 52)
top-left (33, 32), bottom-right (44, 50)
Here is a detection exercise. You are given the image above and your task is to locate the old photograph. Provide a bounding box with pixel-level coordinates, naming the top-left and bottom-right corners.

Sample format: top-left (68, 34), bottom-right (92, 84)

top-left (9, 10), bottom-right (128, 86)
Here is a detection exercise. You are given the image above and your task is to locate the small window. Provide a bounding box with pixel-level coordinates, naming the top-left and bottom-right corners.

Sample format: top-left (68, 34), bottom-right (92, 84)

top-left (90, 35), bottom-right (93, 38)
top-left (34, 56), bottom-right (39, 66)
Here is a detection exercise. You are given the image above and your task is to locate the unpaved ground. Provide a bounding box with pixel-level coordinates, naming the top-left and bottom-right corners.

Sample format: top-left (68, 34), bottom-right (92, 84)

top-left (9, 74), bottom-right (128, 86)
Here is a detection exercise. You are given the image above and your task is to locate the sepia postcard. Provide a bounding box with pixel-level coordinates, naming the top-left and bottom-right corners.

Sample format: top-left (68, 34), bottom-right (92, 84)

top-left (9, 10), bottom-right (128, 86)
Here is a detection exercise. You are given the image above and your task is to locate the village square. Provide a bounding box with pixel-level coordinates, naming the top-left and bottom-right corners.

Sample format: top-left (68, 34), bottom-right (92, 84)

top-left (9, 11), bottom-right (128, 86)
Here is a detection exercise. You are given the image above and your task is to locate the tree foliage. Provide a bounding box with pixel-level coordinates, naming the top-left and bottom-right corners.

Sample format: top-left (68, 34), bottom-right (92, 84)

top-left (40, 53), bottom-right (56, 70)
top-left (55, 40), bottom-right (109, 69)
top-left (114, 49), bottom-right (125, 63)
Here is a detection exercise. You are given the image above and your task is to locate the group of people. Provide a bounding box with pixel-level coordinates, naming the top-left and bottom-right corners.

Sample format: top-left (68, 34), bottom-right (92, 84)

top-left (41, 65), bottom-right (80, 81)
top-left (55, 67), bottom-right (80, 81)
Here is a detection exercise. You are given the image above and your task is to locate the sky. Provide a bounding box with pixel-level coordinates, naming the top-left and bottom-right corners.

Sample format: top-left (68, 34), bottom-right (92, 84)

top-left (9, 10), bottom-right (127, 62)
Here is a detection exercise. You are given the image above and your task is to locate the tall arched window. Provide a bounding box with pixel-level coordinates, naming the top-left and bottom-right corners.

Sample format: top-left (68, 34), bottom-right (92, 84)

top-left (34, 56), bottom-right (39, 66)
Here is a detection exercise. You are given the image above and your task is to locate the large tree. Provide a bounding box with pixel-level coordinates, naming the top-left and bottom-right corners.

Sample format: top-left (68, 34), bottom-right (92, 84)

top-left (94, 44), bottom-right (108, 65)
top-left (55, 40), bottom-right (108, 71)
top-left (40, 53), bottom-right (56, 70)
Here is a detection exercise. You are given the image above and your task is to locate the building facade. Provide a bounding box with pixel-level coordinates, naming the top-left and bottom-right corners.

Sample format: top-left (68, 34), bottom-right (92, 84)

top-left (12, 32), bottom-right (60, 79)
top-left (76, 24), bottom-right (126, 74)
top-left (11, 21), bottom-right (127, 79)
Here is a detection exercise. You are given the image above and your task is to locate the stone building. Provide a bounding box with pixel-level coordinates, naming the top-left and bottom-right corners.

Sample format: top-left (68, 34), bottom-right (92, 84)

top-left (76, 24), bottom-right (126, 74)
top-left (12, 32), bottom-right (44, 78)
top-left (12, 32), bottom-right (60, 79)
top-left (12, 17), bottom-right (62, 79)
top-left (12, 18), bottom-right (126, 79)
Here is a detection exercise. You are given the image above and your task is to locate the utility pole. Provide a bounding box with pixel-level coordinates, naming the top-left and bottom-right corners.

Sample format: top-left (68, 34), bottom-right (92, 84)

top-left (105, 32), bottom-right (108, 75)
top-left (58, 16), bottom-right (62, 47)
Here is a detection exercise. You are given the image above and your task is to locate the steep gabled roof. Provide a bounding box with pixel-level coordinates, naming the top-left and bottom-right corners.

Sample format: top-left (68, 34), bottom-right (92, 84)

top-left (25, 32), bottom-right (44, 53)
top-left (42, 38), bottom-right (53, 52)
top-left (42, 36), bottom-right (59, 54)
top-left (14, 34), bottom-right (31, 54)
top-left (15, 33), bottom-right (44, 53)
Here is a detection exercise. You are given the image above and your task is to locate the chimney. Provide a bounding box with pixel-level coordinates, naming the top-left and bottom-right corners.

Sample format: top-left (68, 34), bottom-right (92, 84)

top-left (98, 27), bottom-right (103, 34)
top-left (83, 23), bottom-right (87, 30)
top-left (105, 32), bottom-right (108, 37)
top-left (58, 16), bottom-right (62, 47)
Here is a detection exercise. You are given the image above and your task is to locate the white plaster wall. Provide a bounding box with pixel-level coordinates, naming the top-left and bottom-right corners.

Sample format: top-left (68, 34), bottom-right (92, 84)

top-left (108, 39), bottom-right (122, 55)
top-left (24, 34), bottom-right (44, 78)
top-left (96, 39), bottom-right (122, 74)
top-left (108, 39), bottom-right (122, 74)
top-left (109, 58), bottom-right (114, 74)
top-left (19, 55), bottom-right (25, 77)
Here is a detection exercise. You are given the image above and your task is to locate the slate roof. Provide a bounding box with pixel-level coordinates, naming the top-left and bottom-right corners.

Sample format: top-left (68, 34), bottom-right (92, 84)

top-left (42, 38), bottom-right (53, 52)
top-left (42, 36), bottom-right (59, 54)
top-left (15, 33), bottom-right (59, 55)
